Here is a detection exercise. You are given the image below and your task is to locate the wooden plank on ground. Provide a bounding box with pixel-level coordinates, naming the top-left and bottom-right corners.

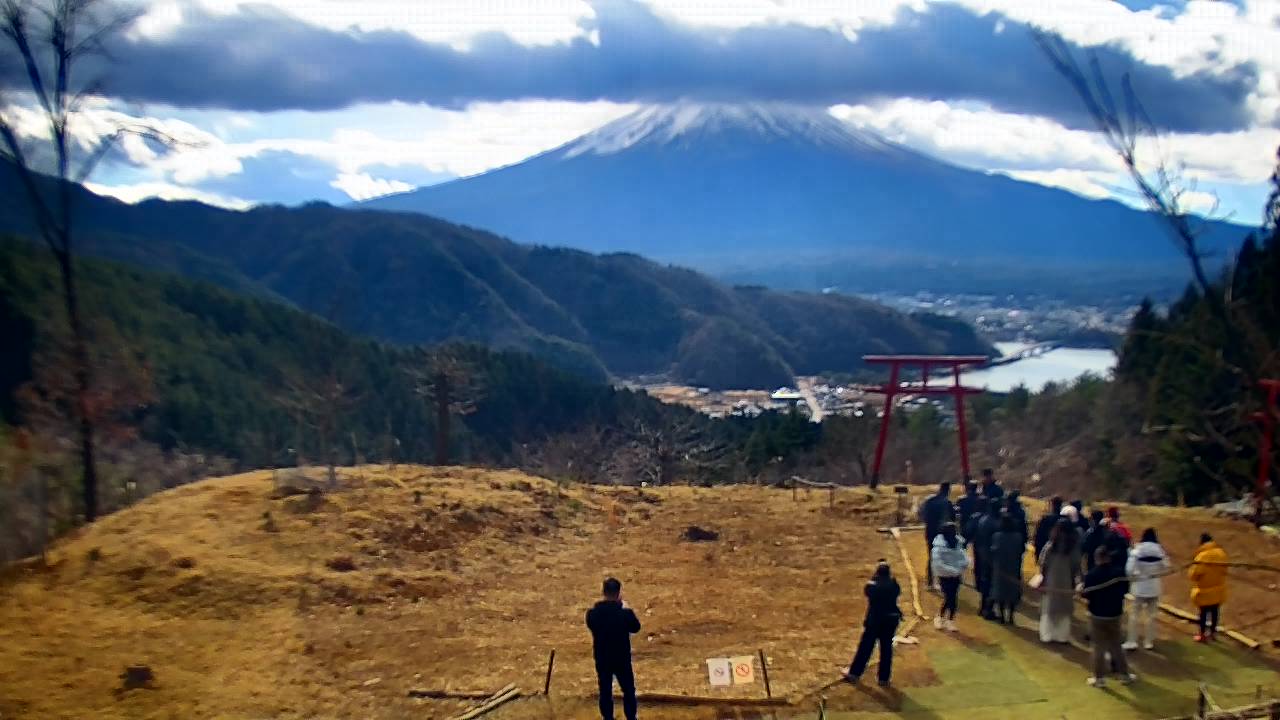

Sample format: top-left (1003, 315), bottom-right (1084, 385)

top-left (1157, 699), bottom-right (1280, 720)
top-left (450, 686), bottom-right (521, 720)
top-left (624, 692), bottom-right (790, 707)
top-left (889, 527), bottom-right (926, 620)
top-left (1157, 603), bottom-right (1262, 649)
top-left (408, 690), bottom-right (501, 699)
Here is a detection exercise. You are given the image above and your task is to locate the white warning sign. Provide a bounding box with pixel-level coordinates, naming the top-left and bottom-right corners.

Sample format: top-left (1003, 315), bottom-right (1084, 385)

top-left (706, 658), bottom-right (732, 687)
top-left (707, 656), bottom-right (756, 686)
top-left (729, 656), bottom-right (756, 685)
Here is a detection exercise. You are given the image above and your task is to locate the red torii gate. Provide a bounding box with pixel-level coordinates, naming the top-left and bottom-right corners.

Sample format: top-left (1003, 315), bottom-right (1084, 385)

top-left (863, 355), bottom-right (987, 488)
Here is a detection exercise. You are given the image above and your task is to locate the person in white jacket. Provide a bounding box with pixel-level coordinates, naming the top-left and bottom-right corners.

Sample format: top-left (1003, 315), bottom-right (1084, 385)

top-left (931, 522), bottom-right (970, 632)
top-left (1124, 527), bottom-right (1171, 650)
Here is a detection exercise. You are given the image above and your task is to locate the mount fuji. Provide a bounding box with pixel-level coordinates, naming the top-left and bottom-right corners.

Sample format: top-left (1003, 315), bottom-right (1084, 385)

top-left (363, 103), bottom-right (1243, 293)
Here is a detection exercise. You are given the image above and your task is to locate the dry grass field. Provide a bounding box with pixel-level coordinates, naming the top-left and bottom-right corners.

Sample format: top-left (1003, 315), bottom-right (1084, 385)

top-left (1, 467), bottom-right (1276, 720)
top-left (0, 466), bottom-right (921, 720)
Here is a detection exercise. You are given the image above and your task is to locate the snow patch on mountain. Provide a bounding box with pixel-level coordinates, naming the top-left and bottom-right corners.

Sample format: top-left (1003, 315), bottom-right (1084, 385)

top-left (560, 103), bottom-right (903, 159)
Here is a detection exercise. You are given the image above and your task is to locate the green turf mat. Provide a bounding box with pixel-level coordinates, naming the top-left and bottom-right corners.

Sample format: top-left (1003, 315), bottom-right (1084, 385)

top-left (900, 645), bottom-right (1047, 711)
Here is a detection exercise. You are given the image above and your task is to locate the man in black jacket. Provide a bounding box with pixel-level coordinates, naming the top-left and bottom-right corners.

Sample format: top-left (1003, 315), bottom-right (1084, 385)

top-left (1081, 548), bottom-right (1135, 688)
top-left (1033, 496), bottom-right (1065, 560)
top-left (846, 561), bottom-right (903, 687)
top-left (955, 482), bottom-right (981, 528)
top-left (918, 482), bottom-right (955, 588)
top-left (587, 578), bottom-right (642, 720)
top-left (980, 468), bottom-right (1004, 502)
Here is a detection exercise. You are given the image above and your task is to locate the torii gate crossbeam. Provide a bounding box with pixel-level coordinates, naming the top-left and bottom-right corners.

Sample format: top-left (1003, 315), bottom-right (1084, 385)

top-left (862, 355), bottom-right (987, 488)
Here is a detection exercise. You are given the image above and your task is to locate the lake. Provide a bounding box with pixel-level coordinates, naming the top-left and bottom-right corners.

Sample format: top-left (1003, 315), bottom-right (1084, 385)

top-left (958, 341), bottom-right (1116, 393)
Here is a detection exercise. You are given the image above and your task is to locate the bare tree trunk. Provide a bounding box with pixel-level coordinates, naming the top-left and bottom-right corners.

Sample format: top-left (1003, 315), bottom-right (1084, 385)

top-left (56, 248), bottom-right (98, 522)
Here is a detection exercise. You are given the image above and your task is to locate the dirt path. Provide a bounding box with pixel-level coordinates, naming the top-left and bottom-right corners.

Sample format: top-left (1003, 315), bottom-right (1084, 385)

top-left (796, 377), bottom-right (825, 423)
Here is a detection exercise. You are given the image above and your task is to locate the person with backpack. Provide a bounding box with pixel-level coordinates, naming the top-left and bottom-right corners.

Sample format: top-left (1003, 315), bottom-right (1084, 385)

top-left (1081, 548), bottom-right (1137, 688)
top-left (1189, 533), bottom-right (1229, 642)
top-left (845, 561), bottom-right (903, 687)
top-left (990, 513), bottom-right (1025, 625)
top-left (1081, 510), bottom-right (1110, 573)
top-left (931, 522), bottom-right (969, 632)
top-left (1102, 517), bottom-right (1132, 569)
top-left (1105, 507), bottom-right (1133, 545)
top-left (1124, 528), bottom-right (1171, 650)
top-left (1038, 517), bottom-right (1081, 643)
top-left (586, 578), bottom-right (642, 720)
top-left (919, 482), bottom-right (956, 589)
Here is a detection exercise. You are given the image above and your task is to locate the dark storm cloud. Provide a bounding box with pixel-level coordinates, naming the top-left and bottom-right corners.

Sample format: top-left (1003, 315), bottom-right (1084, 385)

top-left (74, 0), bottom-right (1259, 132)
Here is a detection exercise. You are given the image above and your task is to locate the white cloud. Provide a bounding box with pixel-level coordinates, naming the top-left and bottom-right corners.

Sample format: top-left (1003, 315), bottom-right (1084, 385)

top-left (132, 0), bottom-right (594, 47)
top-left (832, 98), bottom-right (1280, 193)
top-left (1000, 168), bottom-right (1118, 200)
top-left (84, 180), bottom-right (252, 209)
top-left (329, 172), bottom-right (412, 201)
top-left (643, 0), bottom-right (922, 35)
top-left (96, 99), bottom-right (634, 183)
top-left (47, 98), bottom-right (635, 205)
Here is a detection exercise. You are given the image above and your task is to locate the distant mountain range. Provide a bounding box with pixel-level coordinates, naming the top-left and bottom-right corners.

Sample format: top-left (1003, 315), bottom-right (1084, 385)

top-left (0, 161), bottom-right (991, 389)
top-left (363, 103), bottom-right (1247, 294)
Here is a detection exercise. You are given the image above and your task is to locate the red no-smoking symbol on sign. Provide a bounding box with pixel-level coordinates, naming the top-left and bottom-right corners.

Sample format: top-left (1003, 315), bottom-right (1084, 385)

top-left (734, 663), bottom-right (751, 677)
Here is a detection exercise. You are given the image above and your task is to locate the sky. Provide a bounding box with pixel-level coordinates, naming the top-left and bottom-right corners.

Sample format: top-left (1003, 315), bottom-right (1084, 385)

top-left (2, 0), bottom-right (1279, 224)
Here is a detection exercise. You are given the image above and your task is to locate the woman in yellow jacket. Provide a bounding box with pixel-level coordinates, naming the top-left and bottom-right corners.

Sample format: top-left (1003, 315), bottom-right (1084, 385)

top-left (1188, 533), bottom-right (1228, 642)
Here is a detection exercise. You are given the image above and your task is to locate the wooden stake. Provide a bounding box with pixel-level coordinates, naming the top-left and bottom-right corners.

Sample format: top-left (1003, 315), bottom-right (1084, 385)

top-left (758, 649), bottom-right (772, 700)
top-left (543, 649), bottom-right (556, 696)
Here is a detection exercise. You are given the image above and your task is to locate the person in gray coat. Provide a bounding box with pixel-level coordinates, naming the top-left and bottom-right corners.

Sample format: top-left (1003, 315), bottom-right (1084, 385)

top-left (989, 513), bottom-right (1025, 625)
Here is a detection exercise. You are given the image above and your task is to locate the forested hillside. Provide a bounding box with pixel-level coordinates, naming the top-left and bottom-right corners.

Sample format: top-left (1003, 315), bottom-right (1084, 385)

top-left (0, 240), bottom-right (685, 469)
top-left (0, 161), bottom-right (991, 389)
top-left (960, 203), bottom-right (1280, 506)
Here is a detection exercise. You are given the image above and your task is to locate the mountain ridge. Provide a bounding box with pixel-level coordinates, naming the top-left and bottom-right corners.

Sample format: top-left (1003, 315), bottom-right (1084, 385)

top-left (363, 102), bottom-right (1246, 287)
top-left (0, 160), bottom-right (992, 389)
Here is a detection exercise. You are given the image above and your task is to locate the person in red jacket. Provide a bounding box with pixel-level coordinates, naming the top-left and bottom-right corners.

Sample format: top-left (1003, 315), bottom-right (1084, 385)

top-left (1106, 507), bottom-right (1133, 545)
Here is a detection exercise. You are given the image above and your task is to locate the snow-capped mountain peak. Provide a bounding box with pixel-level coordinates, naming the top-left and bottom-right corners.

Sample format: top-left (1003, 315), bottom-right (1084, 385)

top-left (560, 102), bottom-right (896, 158)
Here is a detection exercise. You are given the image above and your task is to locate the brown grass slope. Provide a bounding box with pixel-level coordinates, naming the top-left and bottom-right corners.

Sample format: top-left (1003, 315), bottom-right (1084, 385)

top-left (5, 466), bottom-right (1279, 720)
top-left (0, 466), bottom-right (919, 720)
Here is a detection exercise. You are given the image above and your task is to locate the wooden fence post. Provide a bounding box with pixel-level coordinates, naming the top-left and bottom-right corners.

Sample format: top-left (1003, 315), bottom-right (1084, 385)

top-left (543, 649), bottom-right (556, 696)
top-left (758, 649), bottom-right (772, 700)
